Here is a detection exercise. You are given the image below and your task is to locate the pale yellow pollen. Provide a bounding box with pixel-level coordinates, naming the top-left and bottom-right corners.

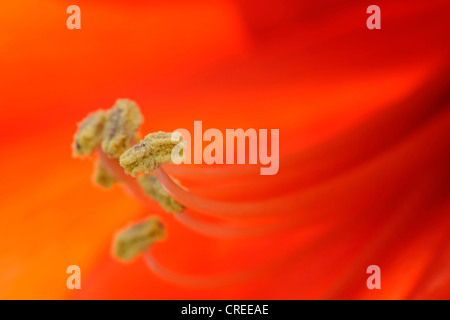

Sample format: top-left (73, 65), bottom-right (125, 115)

top-left (72, 110), bottom-right (107, 157)
top-left (101, 99), bottom-right (143, 159)
top-left (119, 131), bottom-right (184, 176)
top-left (114, 217), bottom-right (166, 261)
top-left (137, 174), bottom-right (184, 213)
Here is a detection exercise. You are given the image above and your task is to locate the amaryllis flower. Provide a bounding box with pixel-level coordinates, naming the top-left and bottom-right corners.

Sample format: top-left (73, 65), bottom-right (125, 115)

top-left (0, 0), bottom-right (449, 299)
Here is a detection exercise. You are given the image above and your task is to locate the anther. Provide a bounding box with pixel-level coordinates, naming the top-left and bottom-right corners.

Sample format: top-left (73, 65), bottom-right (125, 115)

top-left (94, 161), bottom-right (116, 188)
top-left (119, 131), bottom-right (184, 176)
top-left (137, 174), bottom-right (184, 213)
top-left (72, 110), bottom-right (107, 157)
top-left (114, 217), bottom-right (166, 261)
top-left (101, 99), bottom-right (143, 158)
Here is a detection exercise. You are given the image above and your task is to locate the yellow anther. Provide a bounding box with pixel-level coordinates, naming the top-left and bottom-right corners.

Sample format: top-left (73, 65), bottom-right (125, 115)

top-left (119, 131), bottom-right (184, 176)
top-left (101, 99), bottom-right (143, 159)
top-left (94, 161), bottom-right (116, 188)
top-left (72, 110), bottom-right (107, 157)
top-left (137, 174), bottom-right (184, 213)
top-left (114, 217), bottom-right (166, 261)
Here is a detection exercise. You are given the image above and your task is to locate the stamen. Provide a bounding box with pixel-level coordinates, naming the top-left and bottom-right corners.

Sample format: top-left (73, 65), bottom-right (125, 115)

top-left (74, 100), bottom-right (298, 285)
top-left (101, 99), bottom-right (143, 158)
top-left (137, 174), bottom-right (184, 213)
top-left (113, 217), bottom-right (166, 261)
top-left (72, 110), bottom-right (107, 156)
top-left (99, 146), bottom-right (278, 238)
top-left (119, 131), bottom-right (184, 176)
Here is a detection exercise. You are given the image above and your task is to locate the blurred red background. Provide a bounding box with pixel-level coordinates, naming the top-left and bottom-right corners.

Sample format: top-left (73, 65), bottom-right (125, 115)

top-left (0, 0), bottom-right (449, 299)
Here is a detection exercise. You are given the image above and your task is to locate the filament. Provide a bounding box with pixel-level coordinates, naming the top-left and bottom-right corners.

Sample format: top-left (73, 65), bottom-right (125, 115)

top-left (144, 251), bottom-right (250, 287)
top-left (156, 167), bottom-right (300, 218)
top-left (98, 148), bottom-right (286, 237)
